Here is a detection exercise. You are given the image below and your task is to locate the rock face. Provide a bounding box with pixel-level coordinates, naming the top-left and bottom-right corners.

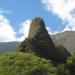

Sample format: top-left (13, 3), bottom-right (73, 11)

top-left (18, 17), bottom-right (70, 63)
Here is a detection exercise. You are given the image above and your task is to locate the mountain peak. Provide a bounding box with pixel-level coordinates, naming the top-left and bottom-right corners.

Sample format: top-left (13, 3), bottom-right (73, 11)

top-left (28, 17), bottom-right (45, 38)
top-left (31, 17), bottom-right (45, 28)
top-left (18, 17), bottom-right (70, 63)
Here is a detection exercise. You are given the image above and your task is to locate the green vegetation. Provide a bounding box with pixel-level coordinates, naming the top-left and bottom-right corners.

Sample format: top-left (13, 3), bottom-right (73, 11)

top-left (66, 56), bottom-right (75, 75)
top-left (0, 17), bottom-right (74, 75)
top-left (55, 56), bottom-right (75, 75)
top-left (0, 52), bottom-right (56, 75)
top-left (0, 52), bottom-right (74, 75)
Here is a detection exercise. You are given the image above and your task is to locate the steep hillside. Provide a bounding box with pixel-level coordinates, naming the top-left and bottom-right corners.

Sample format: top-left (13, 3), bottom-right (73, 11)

top-left (18, 17), bottom-right (70, 63)
top-left (0, 42), bottom-right (20, 55)
top-left (0, 52), bottom-right (56, 75)
top-left (52, 31), bottom-right (75, 55)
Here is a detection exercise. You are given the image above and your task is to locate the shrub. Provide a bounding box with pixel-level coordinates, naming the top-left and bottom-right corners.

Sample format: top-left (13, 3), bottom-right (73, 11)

top-left (66, 56), bottom-right (75, 75)
top-left (0, 52), bottom-right (56, 75)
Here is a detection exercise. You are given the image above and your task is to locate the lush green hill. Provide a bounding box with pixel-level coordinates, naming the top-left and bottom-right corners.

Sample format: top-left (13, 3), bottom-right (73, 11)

top-left (0, 42), bottom-right (20, 55)
top-left (52, 31), bottom-right (75, 55)
top-left (0, 52), bottom-right (56, 75)
top-left (0, 52), bottom-right (74, 75)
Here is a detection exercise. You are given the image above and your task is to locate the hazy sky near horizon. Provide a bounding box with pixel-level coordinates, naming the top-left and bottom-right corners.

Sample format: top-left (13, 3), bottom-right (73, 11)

top-left (0, 0), bottom-right (75, 42)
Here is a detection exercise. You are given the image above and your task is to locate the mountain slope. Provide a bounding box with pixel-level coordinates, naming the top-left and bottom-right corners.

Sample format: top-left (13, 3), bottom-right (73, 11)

top-left (52, 31), bottom-right (75, 55)
top-left (0, 42), bottom-right (20, 55)
top-left (0, 52), bottom-right (56, 75)
top-left (18, 17), bottom-right (70, 63)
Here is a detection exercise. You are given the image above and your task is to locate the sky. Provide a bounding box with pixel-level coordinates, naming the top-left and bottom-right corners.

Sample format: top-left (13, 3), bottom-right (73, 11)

top-left (0, 0), bottom-right (75, 42)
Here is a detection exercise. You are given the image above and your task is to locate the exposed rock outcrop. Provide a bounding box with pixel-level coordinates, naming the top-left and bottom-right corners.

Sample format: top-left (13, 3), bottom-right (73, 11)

top-left (18, 17), bottom-right (70, 63)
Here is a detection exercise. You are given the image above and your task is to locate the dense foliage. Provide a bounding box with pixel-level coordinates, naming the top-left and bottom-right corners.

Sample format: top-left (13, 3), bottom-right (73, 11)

top-left (56, 56), bottom-right (75, 75)
top-left (0, 52), bottom-right (75, 75)
top-left (0, 52), bottom-right (56, 75)
top-left (66, 56), bottom-right (75, 75)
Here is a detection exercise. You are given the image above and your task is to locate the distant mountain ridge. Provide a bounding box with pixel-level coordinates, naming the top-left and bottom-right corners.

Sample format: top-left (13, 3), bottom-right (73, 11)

top-left (0, 31), bottom-right (75, 56)
top-left (52, 31), bottom-right (75, 55)
top-left (0, 42), bottom-right (20, 55)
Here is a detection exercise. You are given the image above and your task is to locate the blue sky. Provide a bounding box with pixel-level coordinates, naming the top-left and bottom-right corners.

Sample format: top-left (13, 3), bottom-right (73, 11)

top-left (0, 0), bottom-right (75, 42)
top-left (0, 0), bottom-right (63, 31)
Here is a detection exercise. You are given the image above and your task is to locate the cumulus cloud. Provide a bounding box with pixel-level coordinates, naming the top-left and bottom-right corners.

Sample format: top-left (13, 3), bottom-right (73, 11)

top-left (0, 15), bottom-right (31, 42)
top-left (17, 20), bottom-right (31, 41)
top-left (42, 0), bottom-right (75, 31)
top-left (46, 26), bottom-right (58, 35)
top-left (0, 15), bottom-right (16, 42)
top-left (0, 8), bottom-right (31, 42)
top-left (46, 26), bottom-right (53, 34)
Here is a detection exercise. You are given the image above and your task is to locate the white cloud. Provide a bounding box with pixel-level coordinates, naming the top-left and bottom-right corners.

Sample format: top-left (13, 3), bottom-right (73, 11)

top-left (17, 20), bottom-right (31, 41)
top-left (46, 26), bottom-right (59, 35)
top-left (0, 8), bottom-right (11, 14)
top-left (46, 26), bottom-right (53, 34)
top-left (0, 15), bottom-right (16, 42)
top-left (0, 15), bottom-right (31, 42)
top-left (46, 26), bottom-right (51, 31)
top-left (42, 0), bottom-right (75, 31)
top-left (0, 8), bottom-right (31, 42)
